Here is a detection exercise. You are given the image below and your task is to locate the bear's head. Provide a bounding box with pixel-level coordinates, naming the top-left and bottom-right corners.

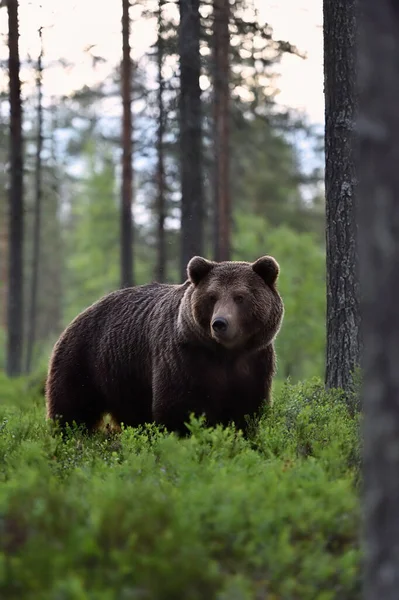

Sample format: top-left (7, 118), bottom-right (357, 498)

top-left (183, 256), bottom-right (284, 350)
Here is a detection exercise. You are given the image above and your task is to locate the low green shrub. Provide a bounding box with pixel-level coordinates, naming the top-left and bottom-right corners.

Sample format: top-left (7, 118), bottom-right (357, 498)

top-left (0, 376), bottom-right (361, 599)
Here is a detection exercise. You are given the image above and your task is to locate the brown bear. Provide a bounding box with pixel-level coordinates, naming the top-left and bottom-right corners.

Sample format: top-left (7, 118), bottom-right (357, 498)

top-left (45, 255), bottom-right (284, 436)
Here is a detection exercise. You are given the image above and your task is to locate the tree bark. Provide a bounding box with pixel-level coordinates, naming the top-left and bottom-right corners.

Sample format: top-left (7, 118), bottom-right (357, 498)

top-left (6, 0), bottom-right (24, 377)
top-left (179, 0), bottom-right (204, 281)
top-left (121, 0), bottom-right (134, 287)
top-left (213, 0), bottom-right (231, 261)
top-left (156, 0), bottom-right (166, 282)
top-left (25, 26), bottom-right (43, 374)
top-left (359, 2), bottom-right (399, 598)
top-left (0, 192), bottom-right (7, 330)
top-left (323, 0), bottom-right (360, 391)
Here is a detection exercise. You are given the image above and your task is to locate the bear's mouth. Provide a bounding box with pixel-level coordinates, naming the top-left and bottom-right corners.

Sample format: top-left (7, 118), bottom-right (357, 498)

top-left (211, 328), bottom-right (241, 348)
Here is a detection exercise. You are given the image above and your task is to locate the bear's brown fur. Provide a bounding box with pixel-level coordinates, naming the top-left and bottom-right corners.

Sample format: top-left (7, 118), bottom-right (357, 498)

top-left (46, 256), bottom-right (284, 436)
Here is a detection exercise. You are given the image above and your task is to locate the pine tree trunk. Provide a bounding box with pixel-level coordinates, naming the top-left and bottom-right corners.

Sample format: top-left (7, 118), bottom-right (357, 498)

top-left (25, 26), bottom-right (43, 374)
top-left (213, 0), bottom-right (230, 261)
top-left (179, 0), bottom-right (204, 281)
top-left (323, 0), bottom-right (360, 391)
top-left (121, 0), bottom-right (134, 287)
top-left (6, 0), bottom-right (24, 377)
top-left (156, 0), bottom-right (166, 282)
top-left (359, 2), bottom-right (399, 597)
top-left (0, 193), bottom-right (7, 331)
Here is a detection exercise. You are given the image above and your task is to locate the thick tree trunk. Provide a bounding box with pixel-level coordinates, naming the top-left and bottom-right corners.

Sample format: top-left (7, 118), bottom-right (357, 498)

top-left (6, 0), bottom-right (24, 377)
top-left (359, 2), bottom-right (399, 598)
top-left (0, 195), bottom-right (7, 330)
top-left (323, 0), bottom-right (360, 391)
top-left (156, 0), bottom-right (166, 282)
top-left (25, 26), bottom-right (43, 374)
top-left (179, 0), bottom-right (204, 281)
top-left (213, 0), bottom-right (231, 261)
top-left (121, 0), bottom-right (134, 287)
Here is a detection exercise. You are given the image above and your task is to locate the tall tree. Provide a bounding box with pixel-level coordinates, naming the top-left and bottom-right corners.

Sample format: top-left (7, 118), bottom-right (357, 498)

top-left (121, 0), bottom-right (134, 287)
top-left (6, 0), bottom-right (24, 377)
top-left (0, 120), bottom-right (8, 331)
top-left (179, 0), bottom-right (204, 280)
top-left (359, 2), bottom-right (399, 598)
top-left (323, 0), bottom-right (359, 391)
top-left (213, 0), bottom-right (231, 261)
top-left (156, 0), bottom-right (166, 282)
top-left (25, 26), bottom-right (43, 374)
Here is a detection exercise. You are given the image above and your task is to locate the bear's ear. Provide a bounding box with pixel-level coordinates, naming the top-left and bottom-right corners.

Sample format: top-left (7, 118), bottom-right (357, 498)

top-left (252, 256), bottom-right (280, 286)
top-left (187, 256), bottom-right (215, 285)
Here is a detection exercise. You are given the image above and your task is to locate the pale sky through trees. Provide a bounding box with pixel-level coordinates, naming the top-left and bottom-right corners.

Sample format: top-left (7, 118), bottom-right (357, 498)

top-left (0, 0), bottom-right (323, 124)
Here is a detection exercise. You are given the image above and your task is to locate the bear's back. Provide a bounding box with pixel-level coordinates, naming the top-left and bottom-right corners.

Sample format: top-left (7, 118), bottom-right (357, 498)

top-left (86, 281), bottom-right (188, 368)
top-left (50, 282), bottom-right (188, 396)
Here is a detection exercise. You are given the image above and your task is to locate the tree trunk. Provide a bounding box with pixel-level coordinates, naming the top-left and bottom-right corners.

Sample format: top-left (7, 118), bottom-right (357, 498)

top-left (0, 193), bottom-right (7, 330)
top-left (213, 0), bottom-right (231, 261)
top-left (121, 0), bottom-right (134, 288)
top-left (156, 0), bottom-right (166, 282)
top-left (6, 0), bottom-right (24, 377)
top-left (323, 0), bottom-right (360, 391)
top-left (359, 2), bottom-right (399, 598)
top-left (25, 26), bottom-right (43, 374)
top-left (179, 0), bottom-right (204, 281)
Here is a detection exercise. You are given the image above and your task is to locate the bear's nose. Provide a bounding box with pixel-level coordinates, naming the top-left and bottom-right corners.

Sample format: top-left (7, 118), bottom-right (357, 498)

top-left (212, 317), bottom-right (228, 333)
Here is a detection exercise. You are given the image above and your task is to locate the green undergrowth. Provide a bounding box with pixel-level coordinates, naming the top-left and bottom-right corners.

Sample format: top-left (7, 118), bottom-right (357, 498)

top-left (0, 374), bottom-right (361, 599)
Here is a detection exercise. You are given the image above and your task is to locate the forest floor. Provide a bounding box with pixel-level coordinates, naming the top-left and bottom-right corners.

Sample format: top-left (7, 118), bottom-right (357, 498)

top-left (0, 375), bottom-right (360, 599)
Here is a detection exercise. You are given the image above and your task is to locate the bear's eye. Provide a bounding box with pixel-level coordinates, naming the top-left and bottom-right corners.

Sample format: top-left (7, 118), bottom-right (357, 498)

top-left (234, 294), bottom-right (245, 304)
top-left (208, 293), bottom-right (218, 304)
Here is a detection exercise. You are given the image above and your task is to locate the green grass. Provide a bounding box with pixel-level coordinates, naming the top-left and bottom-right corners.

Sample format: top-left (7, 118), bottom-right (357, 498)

top-left (0, 374), bottom-right (361, 599)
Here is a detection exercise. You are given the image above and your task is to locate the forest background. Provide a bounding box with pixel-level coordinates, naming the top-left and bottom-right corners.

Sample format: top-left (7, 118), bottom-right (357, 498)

top-left (0, 0), bottom-right (325, 384)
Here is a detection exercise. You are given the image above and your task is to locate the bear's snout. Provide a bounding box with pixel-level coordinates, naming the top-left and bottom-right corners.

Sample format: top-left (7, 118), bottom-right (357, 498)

top-left (212, 317), bottom-right (228, 333)
top-left (211, 313), bottom-right (239, 346)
